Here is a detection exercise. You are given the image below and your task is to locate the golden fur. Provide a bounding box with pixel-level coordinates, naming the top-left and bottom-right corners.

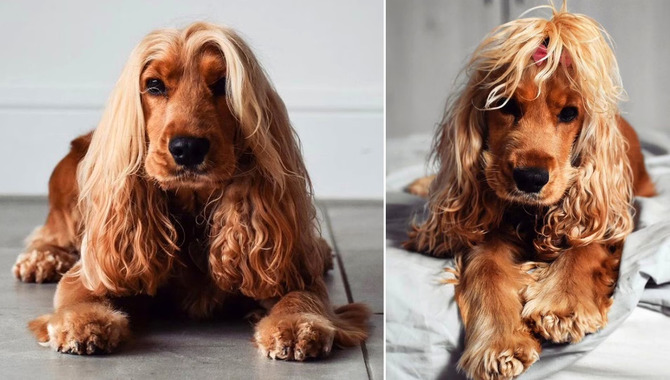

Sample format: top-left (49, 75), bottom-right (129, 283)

top-left (15, 22), bottom-right (369, 359)
top-left (406, 5), bottom-right (655, 380)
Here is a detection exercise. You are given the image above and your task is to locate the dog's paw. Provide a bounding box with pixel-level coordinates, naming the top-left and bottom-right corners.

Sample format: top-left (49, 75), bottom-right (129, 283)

top-left (405, 175), bottom-right (435, 198)
top-left (36, 303), bottom-right (130, 355)
top-left (522, 299), bottom-right (608, 343)
top-left (13, 249), bottom-right (78, 283)
top-left (459, 332), bottom-right (540, 380)
top-left (522, 268), bottom-right (611, 343)
top-left (254, 313), bottom-right (336, 361)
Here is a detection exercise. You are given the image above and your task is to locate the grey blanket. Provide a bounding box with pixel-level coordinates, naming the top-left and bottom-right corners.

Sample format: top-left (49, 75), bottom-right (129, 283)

top-left (386, 130), bottom-right (670, 379)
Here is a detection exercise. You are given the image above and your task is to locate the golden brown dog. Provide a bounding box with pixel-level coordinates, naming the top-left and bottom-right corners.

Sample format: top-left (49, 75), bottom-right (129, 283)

top-left (406, 6), bottom-right (655, 380)
top-left (13, 22), bottom-right (369, 359)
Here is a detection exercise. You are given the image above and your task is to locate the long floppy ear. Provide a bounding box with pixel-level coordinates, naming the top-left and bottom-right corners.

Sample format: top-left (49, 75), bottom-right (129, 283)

top-left (76, 30), bottom-right (179, 296)
top-left (192, 25), bottom-right (326, 299)
top-left (539, 114), bottom-right (634, 253)
top-left (536, 11), bottom-right (635, 254)
top-left (407, 80), bottom-right (502, 257)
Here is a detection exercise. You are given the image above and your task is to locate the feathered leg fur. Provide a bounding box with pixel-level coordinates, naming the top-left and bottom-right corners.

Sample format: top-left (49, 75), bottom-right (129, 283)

top-left (13, 134), bottom-right (90, 283)
top-left (456, 238), bottom-right (540, 380)
top-left (28, 263), bottom-right (131, 354)
top-left (254, 280), bottom-right (370, 361)
top-left (522, 244), bottom-right (620, 343)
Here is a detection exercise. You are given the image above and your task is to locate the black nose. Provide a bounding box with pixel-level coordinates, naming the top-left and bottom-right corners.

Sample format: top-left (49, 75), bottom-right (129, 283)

top-left (513, 167), bottom-right (549, 193)
top-left (168, 137), bottom-right (210, 167)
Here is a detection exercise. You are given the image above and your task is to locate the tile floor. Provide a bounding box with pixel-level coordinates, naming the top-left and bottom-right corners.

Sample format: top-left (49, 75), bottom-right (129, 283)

top-left (0, 198), bottom-right (383, 380)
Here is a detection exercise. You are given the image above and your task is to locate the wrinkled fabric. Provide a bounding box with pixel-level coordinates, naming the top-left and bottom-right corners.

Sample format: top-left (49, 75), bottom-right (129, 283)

top-left (386, 130), bottom-right (670, 379)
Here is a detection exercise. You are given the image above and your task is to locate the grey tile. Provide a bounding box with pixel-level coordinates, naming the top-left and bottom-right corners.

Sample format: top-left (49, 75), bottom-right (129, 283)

top-left (0, 198), bottom-right (48, 249)
top-left (317, 204), bottom-right (350, 308)
top-left (0, 319), bottom-right (369, 380)
top-left (365, 314), bottom-right (384, 380)
top-left (324, 204), bottom-right (383, 313)
top-left (0, 200), bottom-right (370, 380)
top-left (338, 249), bottom-right (383, 313)
top-left (324, 203), bottom-right (383, 252)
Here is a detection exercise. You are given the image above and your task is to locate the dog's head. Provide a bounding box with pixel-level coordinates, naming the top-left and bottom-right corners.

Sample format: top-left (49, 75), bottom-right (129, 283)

top-left (484, 65), bottom-right (584, 206)
top-left (80, 22), bottom-right (301, 192)
top-left (419, 6), bottom-right (634, 254)
top-left (76, 23), bottom-right (315, 295)
top-left (140, 39), bottom-right (237, 189)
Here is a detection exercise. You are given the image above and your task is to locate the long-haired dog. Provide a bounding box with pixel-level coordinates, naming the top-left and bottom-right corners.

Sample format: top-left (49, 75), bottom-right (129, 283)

top-left (406, 5), bottom-right (655, 380)
top-left (13, 22), bottom-right (369, 359)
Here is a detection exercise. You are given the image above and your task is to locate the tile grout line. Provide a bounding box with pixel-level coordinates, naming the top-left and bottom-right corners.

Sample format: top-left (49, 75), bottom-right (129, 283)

top-left (319, 203), bottom-right (374, 380)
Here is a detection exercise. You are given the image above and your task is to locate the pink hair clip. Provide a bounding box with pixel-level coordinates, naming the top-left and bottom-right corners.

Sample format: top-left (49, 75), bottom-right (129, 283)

top-left (532, 38), bottom-right (571, 67)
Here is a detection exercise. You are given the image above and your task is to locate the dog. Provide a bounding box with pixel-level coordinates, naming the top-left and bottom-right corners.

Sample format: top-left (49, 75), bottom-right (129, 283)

top-left (405, 5), bottom-right (655, 380)
top-left (13, 22), bottom-right (369, 360)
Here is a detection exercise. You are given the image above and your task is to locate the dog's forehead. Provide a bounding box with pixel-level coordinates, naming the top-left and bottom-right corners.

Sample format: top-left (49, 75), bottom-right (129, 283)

top-left (514, 67), bottom-right (577, 105)
top-left (143, 45), bottom-right (225, 83)
top-left (197, 47), bottom-right (226, 82)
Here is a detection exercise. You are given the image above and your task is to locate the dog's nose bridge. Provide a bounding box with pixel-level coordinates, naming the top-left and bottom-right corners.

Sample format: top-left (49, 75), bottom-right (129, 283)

top-left (513, 149), bottom-right (556, 170)
top-left (164, 95), bottom-right (208, 135)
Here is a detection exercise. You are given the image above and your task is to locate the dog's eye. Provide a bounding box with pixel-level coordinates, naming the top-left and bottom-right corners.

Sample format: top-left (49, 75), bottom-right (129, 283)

top-left (209, 77), bottom-right (226, 97)
top-left (145, 78), bottom-right (166, 96)
top-left (499, 98), bottom-right (522, 119)
top-left (558, 106), bottom-right (578, 123)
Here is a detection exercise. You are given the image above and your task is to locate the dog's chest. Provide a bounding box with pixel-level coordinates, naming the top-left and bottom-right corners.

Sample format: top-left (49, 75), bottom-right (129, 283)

top-left (501, 206), bottom-right (543, 258)
top-left (169, 196), bottom-right (212, 274)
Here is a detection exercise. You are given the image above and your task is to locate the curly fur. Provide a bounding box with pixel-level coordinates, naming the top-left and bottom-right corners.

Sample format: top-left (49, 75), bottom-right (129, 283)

top-left (405, 4), bottom-right (655, 380)
top-left (408, 6), bottom-right (641, 257)
top-left (18, 22), bottom-right (369, 359)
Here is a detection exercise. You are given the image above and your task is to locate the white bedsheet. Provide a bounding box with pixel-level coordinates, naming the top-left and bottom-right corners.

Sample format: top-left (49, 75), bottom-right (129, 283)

top-left (386, 129), bottom-right (670, 379)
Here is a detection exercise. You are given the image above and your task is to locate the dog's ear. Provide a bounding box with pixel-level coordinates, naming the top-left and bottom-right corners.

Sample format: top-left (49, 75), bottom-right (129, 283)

top-left (538, 114), bottom-right (634, 253)
top-left (77, 30), bottom-right (179, 296)
top-left (407, 82), bottom-right (501, 256)
top-left (198, 25), bottom-right (325, 298)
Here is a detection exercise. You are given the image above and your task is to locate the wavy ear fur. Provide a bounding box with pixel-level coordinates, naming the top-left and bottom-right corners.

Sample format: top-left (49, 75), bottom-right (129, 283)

top-left (407, 77), bottom-right (502, 257)
top-left (538, 115), bottom-right (633, 253)
top-left (187, 24), bottom-right (327, 299)
top-left (77, 30), bottom-right (180, 296)
top-left (409, 7), bottom-right (634, 256)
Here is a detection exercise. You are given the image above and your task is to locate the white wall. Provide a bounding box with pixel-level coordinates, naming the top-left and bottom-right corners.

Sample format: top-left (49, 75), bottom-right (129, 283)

top-left (388, 0), bottom-right (670, 139)
top-left (0, 0), bottom-right (383, 199)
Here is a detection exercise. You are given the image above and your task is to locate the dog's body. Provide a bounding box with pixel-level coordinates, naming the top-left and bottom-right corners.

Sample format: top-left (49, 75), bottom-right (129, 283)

top-left (14, 22), bottom-right (369, 359)
top-left (406, 7), bottom-right (654, 380)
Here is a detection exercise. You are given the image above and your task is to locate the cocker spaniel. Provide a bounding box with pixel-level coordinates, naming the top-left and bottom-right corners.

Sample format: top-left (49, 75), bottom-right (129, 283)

top-left (13, 22), bottom-right (369, 359)
top-left (406, 6), bottom-right (655, 380)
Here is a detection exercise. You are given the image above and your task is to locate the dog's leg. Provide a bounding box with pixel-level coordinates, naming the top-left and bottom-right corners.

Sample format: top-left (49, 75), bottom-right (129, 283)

top-left (28, 262), bottom-right (131, 354)
top-left (456, 239), bottom-right (540, 380)
top-left (254, 280), bottom-right (370, 361)
top-left (406, 175), bottom-right (436, 198)
top-left (13, 134), bottom-right (90, 283)
top-left (522, 243), bottom-right (618, 343)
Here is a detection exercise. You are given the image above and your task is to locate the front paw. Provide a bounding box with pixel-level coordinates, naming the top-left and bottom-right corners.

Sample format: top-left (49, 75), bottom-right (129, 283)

top-left (34, 303), bottom-right (130, 354)
top-left (13, 249), bottom-right (78, 283)
top-left (459, 332), bottom-right (540, 380)
top-left (254, 313), bottom-right (335, 361)
top-left (522, 298), bottom-right (609, 343)
top-left (522, 273), bottom-right (611, 343)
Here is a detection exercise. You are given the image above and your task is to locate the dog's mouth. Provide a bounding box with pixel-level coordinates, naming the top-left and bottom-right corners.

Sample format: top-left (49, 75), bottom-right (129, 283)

top-left (155, 168), bottom-right (216, 189)
top-left (504, 188), bottom-right (545, 205)
top-left (494, 181), bottom-right (567, 207)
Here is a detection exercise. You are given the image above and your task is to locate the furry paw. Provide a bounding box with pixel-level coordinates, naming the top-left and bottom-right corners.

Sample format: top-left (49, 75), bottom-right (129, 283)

top-left (405, 175), bottom-right (435, 198)
top-left (31, 303), bottom-right (130, 355)
top-left (13, 249), bottom-right (78, 283)
top-left (522, 300), bottom-right (608, 343)
top-left (254, 313), bottom-right (336, 361)
top-left (522, 266), bottom-right (611, 343)
top-left (459, 332), bottom-right (540, 380)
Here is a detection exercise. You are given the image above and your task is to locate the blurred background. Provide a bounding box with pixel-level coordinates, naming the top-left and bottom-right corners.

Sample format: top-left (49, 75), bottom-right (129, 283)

top-left (0, 0), bottom-right (383, 200)
top-left (387, 0), bottom-right (670, 141)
